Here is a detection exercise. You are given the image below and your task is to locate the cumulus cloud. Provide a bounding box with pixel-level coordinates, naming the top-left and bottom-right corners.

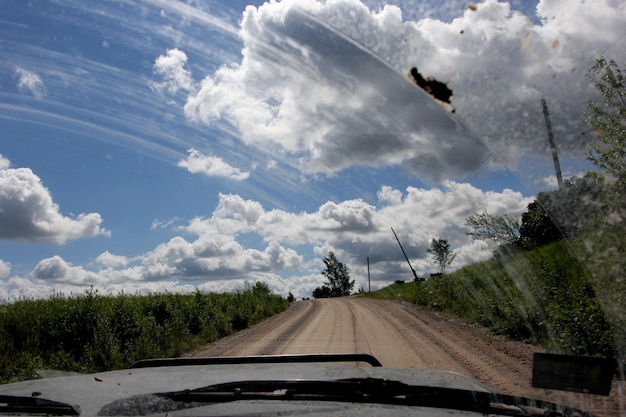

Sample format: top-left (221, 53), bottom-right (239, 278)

top-left (33, 256), bottom-right (106, 285)
top-left (177, 148), bottom-right (250, 180)
top-left (235, 183), bottom-right (529, 291)
top-left (0, 158), bottom-right (109, 243)
top-left (0, 259), bottom-right (11, 278)
top-left (33, 254), bottom-right (144, 287)
top-left (183, 2), bottom-right (485, 181)
top-left (0, 274), bottom-right (199, 302)
top-left (140, 234), bottom-right (302, 281)
top-left (318, 200), bottom-right (377, 232)
top-left (150, 48), bottom-right (195, 95)
top-left (0, 154), bottom-right (10, 170)
top-left (179, 185), bottom-right (533, 279)
top-left (175, 0), bottom-right (625, 181)
top-left (95, 251), bottom-right (129, 268)
top-left (15, 67), bottom-right (45, 98)
top-left (0, 277), bottom-right (58, 301)
top-left (2, 181), bottom-right (533, 299)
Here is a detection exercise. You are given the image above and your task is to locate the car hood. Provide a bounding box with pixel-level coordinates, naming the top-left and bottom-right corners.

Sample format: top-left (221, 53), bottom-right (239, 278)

top-left (0, 363), bottom-right (494, 415)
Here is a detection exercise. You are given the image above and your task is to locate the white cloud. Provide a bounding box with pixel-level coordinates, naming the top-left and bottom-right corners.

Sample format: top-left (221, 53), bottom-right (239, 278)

top-left (0, 274), bottom-right (199, 302)
top-left (174, 0), bottom-right (625, 182)
top-left (150, 48), bottom-right (195, 95)
top-left (0, 181), bottom-right (533, 300)
top-left (0, 259), bottom-right (11, 278)
top-left (377, 185), bottom-right (404, 206)
top-left (139, 234), bottom-right (302, 281)
top-left (151, 216), bottom-right (182, 231)
top-left (182, 0), bottom-right (487, 181)
top-left (33, 256), bottom-right (106, 285)
top-left (0, 277), bottom-right (58, 301)
top-left (95, 251), bottom-right (128, 268)
top-left (0, 154), bottom-right (10, 170)
top-left (15, 67), bottom-right (45, 99)
top-left (179, 184), bottom-right (533, 281)
top-left (177, 148), bottom-right (250, 180)
top-left (0, 162), bottom-right (110, 243)
top-left (318, 200), bottom-right (377, 232)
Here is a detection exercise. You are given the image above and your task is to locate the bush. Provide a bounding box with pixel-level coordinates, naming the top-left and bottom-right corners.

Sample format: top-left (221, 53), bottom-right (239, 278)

top-left (410, 241), bottom-right (616, 357)
top-left (0, 283), bottom-right (288, 384)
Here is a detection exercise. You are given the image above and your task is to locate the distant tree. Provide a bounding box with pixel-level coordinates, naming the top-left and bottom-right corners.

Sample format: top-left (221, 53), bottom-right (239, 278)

top-left (312, 286), bottom-right (331, 299)
top-left (465, 211), bottom-right (521, 249)
top-left (584, 56), bottom-right (626, 210)
top-left (426, 238), bottom-right (453, 275)
top-left (287, 292), bottom-right (295, 303)
top-left (519, 201), bottom-right (563, 248)
top-left (312, 251), bottom-right (354, 298)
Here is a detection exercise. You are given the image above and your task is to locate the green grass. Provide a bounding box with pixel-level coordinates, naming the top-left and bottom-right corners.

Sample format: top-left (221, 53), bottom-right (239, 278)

top-left (364, 240), bottom-right (621, 358)
top-left (0, 282), bottom-right (288, 384)
top-left (358, 281), bottom-right (416, 302)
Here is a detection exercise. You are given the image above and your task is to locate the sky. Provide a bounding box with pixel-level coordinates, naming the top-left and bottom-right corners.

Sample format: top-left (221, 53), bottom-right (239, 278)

top-left (1, 0), bottom-right (625, 300)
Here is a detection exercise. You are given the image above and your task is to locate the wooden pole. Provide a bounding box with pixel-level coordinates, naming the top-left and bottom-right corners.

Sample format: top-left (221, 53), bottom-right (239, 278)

top-left (391, 227), bottom-right (419, 281)
top-left (541, 98), bottom-right (563, 190)
top-left (367, 257), bottom-right (370, 292)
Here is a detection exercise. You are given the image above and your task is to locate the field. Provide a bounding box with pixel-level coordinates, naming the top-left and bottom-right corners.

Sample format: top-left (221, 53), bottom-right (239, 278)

top-left (0, 281), bottom-right (287, 384)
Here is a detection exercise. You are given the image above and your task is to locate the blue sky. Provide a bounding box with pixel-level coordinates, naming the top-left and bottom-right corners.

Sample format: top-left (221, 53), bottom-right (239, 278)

top-left (1, 0), bottom-right (625, 300)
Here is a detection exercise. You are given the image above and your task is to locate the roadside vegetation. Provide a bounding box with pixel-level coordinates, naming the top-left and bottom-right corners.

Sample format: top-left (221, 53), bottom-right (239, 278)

top-left (424, 241), bottom-right (618, 358)
top-left (0, 282), bottom-right (287, 384)
top-left (362, 237), bottom-right (621, 358)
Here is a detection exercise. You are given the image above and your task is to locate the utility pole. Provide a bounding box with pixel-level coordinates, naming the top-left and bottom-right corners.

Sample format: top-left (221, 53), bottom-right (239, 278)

top-left (391, 227), bottom-right (420, 282)
top-left (541, 98), bottom-right (563, 190)
top-left (367, 257), bottom-right (370, 292)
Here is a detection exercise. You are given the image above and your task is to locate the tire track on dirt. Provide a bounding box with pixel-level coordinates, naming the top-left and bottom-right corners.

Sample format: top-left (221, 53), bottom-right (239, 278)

top-left (367, 298), bottom-right (533, 392)
top-left (186, 300), bottom-right (319, 357)
top-left (272, 298), bottom-right (357, 355)
top-left (342, 298), bottom-right (433, 368)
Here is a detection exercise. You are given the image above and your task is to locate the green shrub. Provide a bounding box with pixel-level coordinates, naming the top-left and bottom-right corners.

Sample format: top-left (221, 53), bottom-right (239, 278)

top-left (456, 243), bottom-right (613, 356)
top-left (0, 283), bottom-right (288, 384)
top-left (369, 241), bottom-right (617, 358)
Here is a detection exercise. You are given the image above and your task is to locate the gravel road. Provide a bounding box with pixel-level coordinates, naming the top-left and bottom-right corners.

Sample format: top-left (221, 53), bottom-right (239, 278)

top-left (187, 297), bottom-right (624, 416)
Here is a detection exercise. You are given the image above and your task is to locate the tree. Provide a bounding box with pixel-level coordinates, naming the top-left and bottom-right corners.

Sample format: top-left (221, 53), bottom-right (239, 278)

top-left (312, 286), bottom-right (331, 299)
top-left (465, 211), bottom-right (521, 249)
top-left (287, 292), bottom-right (295, 303)
top-left (426, 238), bottom-right (453, 275)
top-left (519, 201), bottom-right (563, 248)
top-left (585, 56), bottom-right (626, 209)
top-left (312, 251), bottom-right (354, 298)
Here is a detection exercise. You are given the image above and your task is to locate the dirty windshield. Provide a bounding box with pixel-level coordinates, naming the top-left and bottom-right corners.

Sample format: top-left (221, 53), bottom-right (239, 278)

top-left (1, 0), bottom-right (624, 415)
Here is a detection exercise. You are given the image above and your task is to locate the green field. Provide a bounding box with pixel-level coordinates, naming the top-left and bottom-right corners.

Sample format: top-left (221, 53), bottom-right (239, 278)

top-left (0, 282), bottom-right (288, 384)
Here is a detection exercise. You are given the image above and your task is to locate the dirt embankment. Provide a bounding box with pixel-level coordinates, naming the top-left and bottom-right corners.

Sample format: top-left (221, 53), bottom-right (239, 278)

top-left (187, 297), bottom-right (624, 417)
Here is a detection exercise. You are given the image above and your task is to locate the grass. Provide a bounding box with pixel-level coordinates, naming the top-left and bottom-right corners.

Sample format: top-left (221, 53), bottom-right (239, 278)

top-left (360, 281), bottom-right (416, 302)
top-left (363, 240), bottom-right (621, 359)
top-left (0, 281), bottom-right (288, 384)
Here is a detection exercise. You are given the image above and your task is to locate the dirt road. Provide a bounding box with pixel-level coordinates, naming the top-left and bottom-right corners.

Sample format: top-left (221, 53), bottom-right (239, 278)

top-left (188, 297), bottom-right (623, 416)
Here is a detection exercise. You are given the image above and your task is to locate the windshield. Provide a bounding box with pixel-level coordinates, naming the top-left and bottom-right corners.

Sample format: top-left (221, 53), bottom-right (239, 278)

top-left (1, 0), bottom-right (624, 415)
